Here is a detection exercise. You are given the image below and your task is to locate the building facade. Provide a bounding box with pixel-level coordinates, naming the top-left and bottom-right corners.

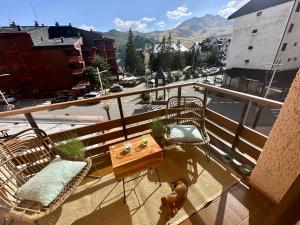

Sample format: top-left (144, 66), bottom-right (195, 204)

top-left (225, 0), bottom-right (300, 97)
top-left (0, 25), bottom-right (117, 98)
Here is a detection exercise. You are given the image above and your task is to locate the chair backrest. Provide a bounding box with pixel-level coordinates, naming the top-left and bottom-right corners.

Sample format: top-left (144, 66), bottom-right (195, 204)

top-left (0, 128), bottom-right (56, 208)
top-left (165, 96), bottom-right (206, 130)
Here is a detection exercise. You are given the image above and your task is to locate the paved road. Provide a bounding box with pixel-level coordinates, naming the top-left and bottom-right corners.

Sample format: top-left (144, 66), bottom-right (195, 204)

top-left (0, 76), bottom-right (277, 135)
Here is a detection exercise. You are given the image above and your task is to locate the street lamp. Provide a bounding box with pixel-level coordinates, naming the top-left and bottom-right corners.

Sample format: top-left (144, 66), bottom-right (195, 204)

top-left (96, 68), bottom-right (108, 93)
top-left (263, 59), bottom-right (282, 98)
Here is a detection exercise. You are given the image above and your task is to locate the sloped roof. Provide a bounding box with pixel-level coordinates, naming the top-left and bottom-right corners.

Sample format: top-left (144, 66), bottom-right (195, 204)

top-left (228, 0), bottom-right (293, 19)
top-left (155, 67), bottom-right (167, 79)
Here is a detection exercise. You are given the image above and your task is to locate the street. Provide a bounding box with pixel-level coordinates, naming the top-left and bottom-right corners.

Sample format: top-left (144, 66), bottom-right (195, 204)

top-left (0, 76), bottom-right (277, 136)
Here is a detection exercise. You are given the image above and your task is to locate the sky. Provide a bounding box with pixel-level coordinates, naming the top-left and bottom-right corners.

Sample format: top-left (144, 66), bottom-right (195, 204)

top-left (0, 0), bottom-right (249, 32)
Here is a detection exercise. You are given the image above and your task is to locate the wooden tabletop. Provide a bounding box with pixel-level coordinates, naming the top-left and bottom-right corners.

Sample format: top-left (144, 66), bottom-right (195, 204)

top-left (109, 134), bottom-right (163, 180)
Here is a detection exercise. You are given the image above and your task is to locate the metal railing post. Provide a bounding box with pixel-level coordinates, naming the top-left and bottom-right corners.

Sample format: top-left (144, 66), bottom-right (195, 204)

top-left (117, 97), bottom-right (128, 140)
top-left (24, 113), bottom-right (39, 129)
top-left (231, 100), bottom-right (252, 154)
top-left (252, 106), bottom-right (263, 129)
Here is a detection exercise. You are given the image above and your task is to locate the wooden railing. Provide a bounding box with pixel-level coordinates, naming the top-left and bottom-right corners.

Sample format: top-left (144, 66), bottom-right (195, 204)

top-left (0, 82), bottom-right (283, 175)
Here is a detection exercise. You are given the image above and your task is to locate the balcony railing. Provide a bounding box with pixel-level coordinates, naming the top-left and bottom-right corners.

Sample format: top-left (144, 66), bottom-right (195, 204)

top-left (0, 82), bottom-right (283, 176)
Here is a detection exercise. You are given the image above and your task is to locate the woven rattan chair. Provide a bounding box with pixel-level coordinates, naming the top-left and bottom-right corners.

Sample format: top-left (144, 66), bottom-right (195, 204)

top-left (0, 128), bottom-right (92, 225)
top-left (163, 96), bottom-right (211, 158)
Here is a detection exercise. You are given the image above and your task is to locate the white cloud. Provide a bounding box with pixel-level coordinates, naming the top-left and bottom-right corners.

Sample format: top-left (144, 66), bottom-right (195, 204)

top-left (79, 24), bottom-right (97, 31)
top-left (166, 5), bottom-right (192, 20)
top-left (218, 0), bottom-right (250, 18)
top-left (156, 21), bottom-right (166, 30)
top-left (114, 17), bottom-right (147, 32)
top-left (142, 17), bottom-right (156, 22)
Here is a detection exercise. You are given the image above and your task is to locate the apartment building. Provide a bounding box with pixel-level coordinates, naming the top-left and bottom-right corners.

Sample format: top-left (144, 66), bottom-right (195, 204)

top-left (0, 25), bottom-right (117, 98)
top-left (225, 0), bottom-right (300, 98)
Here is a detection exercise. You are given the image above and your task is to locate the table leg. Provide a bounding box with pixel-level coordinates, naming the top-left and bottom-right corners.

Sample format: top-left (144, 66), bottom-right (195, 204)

top-left (155, 166), bottom-right (162, 187)
top-left (122, 179), bottom-right (126, 203)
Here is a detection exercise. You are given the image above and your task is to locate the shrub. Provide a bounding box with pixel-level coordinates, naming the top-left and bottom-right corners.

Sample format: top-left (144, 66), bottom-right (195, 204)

top-left (157, 95), bottom-right (164, 101)
top-left (56, 134), bottom-right (85, 161)
top-left (151, 118), bottom-right (165, 142)
top-left (141, 92), bottom-right (151, 101)
top-left (184, 72), bottom-right (191, 80)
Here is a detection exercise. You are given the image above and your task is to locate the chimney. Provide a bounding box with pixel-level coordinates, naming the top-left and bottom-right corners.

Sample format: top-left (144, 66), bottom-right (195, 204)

top-left (61, 37), bottom-right (64, 43)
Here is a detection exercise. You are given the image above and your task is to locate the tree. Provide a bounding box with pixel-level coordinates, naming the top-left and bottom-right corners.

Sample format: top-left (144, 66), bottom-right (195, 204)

top-left (82, 67), bottom-right (97, 85)
top-left (172, 40), bottom-right (185, 70)
top-left (135, 51), bottom-right (145, 75)
top-left (91, 55), bottom-right (110, 72)
top-left (207, 46), bottom-right (220, 66)
top-left (149, 52), bottom-right (158, 72)
top-left (157, 36), bottom-right (168, 71)
top-left (125, 29), bottom-right (136, 73)
top-left (91, 56), bottom-right (112, 89)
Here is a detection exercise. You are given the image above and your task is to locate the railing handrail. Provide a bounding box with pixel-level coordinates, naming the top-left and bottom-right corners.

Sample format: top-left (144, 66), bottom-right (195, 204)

top-left (0, 81), bottom-right (283, 118)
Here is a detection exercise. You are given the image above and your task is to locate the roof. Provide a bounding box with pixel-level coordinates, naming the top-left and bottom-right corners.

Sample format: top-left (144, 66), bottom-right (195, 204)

top-left (155, 67), bottom-right (167, 79)
top-left (228, 0), bottom-right (293, 19)
top-left (153, 43), bottom-right (188, 54)
top-left (225, 68), bottom-right (297, 88)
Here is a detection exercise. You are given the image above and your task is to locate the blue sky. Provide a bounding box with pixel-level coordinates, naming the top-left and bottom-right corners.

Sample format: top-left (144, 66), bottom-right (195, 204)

top-left (0, 0), bottom-right (248, 32)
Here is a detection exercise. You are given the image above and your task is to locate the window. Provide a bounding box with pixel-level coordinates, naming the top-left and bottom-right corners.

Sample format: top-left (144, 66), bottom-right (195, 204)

top-left (244, 60), bottom-right (250, 64)
top-left (296, 2), bottom-right (300, 12)
top-left (294, 57), bottom-right (298, 61)
top-left (248, 46), bottom-right (253, 50)
top-left (281, 43), bottom-right (287, 51)
top-left (252, 29), bottom-right (258, 34)
top-left (288, 58), bottom-right (291, 62)
top-left (257, 11), bottom-right (262, 16)
top-left (288, 24), bottom-right (294, 32)
top-left (294, 42), bottom-right (298, 46)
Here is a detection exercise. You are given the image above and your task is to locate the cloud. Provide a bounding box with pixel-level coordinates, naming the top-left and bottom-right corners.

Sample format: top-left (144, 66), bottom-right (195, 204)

top-left (142, 17), bottom-right (156, 22)
top-left (114, 18), bottom-right (147, 32)
top-left (218, 0), bottom-right (250, 18)
top-left (156, 21), bottom-right (166, 30)
top-left (166, 5), bottom-right (192, 20)
top-left (79, 24), bottom-right (97, 31)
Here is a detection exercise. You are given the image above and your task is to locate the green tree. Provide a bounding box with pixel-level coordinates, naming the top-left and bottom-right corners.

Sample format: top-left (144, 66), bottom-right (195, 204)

top-left (172, 40), bottom-right (185, 70)
top-left (82, 67), bottom-right (97, 85)
top-left (91, 55), bottom-right (110, 72)
top-left (158, 36), bottom-right (168, 71)
top-left (125, 29), bottom-right (136, 73)
top-left (149, 52), bottom-right (158, 72)
top-left (135, 51), bottom-right (145, 75)
top-left (207, 46), bottom-right (220, 66)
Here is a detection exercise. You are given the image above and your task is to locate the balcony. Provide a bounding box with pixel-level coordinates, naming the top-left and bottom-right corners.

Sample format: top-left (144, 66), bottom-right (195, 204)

top-left (67, 55), bottom-right (84, 64)
top-left (0, 82), bottom-right (296, 225)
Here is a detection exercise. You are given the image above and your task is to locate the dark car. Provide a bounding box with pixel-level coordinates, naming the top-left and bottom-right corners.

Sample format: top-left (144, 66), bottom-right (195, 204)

top-left (110, 84), bottom-right (124, 92)
top-left (51, 96), bottom-right (76, 104)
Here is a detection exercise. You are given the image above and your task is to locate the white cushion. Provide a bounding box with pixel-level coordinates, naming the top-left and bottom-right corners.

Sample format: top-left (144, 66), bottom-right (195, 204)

top-left (16, 158), bottom-right (86, 206)
top-left (169, 125), bottom-right (204, 142)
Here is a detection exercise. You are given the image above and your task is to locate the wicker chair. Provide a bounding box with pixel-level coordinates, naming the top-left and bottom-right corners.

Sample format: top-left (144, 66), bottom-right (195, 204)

top-left (163, 96), bottom-right (211, 158)
top-left (0, 128), bottom-right (92, 225)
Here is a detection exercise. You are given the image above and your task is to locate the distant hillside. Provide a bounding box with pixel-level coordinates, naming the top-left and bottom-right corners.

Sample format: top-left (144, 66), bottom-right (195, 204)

top-left (103, 14), bottom-right (233, 50)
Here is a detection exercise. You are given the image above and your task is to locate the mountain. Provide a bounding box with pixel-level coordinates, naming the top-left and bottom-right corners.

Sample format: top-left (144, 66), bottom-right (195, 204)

top-left (102, 14), bottom-right (233, 50)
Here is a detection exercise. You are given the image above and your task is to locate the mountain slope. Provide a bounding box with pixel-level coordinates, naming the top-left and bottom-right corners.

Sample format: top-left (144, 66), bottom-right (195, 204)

top-left (103, 14), bottom-right (233, 49)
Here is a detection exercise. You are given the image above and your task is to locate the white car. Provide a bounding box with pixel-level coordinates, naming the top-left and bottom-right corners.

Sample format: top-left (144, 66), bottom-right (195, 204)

top-left (0, 95), bottom-right (16, 104)
top-left (78, 92), bottom-right (102, 103)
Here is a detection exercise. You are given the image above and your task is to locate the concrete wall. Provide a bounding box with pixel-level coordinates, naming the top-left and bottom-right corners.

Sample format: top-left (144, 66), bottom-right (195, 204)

top-left (250, 70), bottom-right (300, 203)
top-left (276, 0), bottom-right (300, 71)
top-left (226, 2), bottom-right (294, 71)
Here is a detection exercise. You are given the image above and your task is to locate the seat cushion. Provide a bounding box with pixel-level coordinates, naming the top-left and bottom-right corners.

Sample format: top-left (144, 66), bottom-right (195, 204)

top-left (169, 125), bottom-right (204, 143)
top-left (16, 158), bottom-right (87, 206)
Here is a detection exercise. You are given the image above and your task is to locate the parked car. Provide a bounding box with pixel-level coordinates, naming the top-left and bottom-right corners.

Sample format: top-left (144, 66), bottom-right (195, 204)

top-left (202, 79), bottom-right (215, 86)
top-left (214, 77), bottom-right (223, 84)
top-left (0, 95), bottom-right (16, 104)
top-left (78, 91), bottom-right (101, 104)
top-left (110, 84), bottom-right (124, 92)
top-left (51, 96), bottom-right (76, 104)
